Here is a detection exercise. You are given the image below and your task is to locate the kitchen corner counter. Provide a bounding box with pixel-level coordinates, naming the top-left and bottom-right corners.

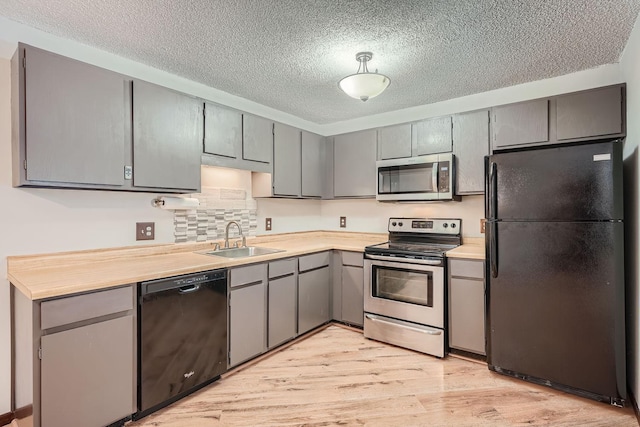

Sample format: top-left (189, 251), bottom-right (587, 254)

top-left (7, 231), bottom-right (387, 301)
top-left (446, 237), bottom-right (485, 260)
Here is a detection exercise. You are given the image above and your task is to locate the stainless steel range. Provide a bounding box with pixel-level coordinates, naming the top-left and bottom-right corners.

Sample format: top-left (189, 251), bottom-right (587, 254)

top-left (364, 218), bottom-right (461, 358)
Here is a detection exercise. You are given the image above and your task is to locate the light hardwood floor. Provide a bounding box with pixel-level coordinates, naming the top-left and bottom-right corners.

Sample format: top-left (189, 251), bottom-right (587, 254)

top-left (126, 324), bottom-right (637, 426)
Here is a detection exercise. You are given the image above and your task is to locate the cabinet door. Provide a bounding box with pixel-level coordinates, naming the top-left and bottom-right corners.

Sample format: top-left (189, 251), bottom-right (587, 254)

top-left (412, 116), bottom-right (452, 155)
top-left (378, 124), bottom-right (412, 160)
top-left (453, 110), bottom-right (489, 194)
top-left (229, 283), bottom-right (266, 366)
top-left (204, 102), bottom-right (241, 158)
top-left (333, 130), bottom-right (377, 197)
top-left (301, 131), bottom-right (324, 197)
top-left (556, 85), bottom-right (623, 141)
top-left (273, 123), bottom-right (301, 197)
top-left (341, 265), bottom-right (364, 326)
top-left (133, 80), bottom-right (202, 191)
top-left (23, 46), bottom-right (128, 186)
top-left (268, 274), bottom-right (297, 348)
top-left (449, 277), bottom-right (485, 355)
top-left (243, 114), bottom-right (273, 163)
top-left (41, 315), bottom-right (134, 427)
top-left (298, 267), bottom-right (330, 334)
top-left (492, 99), bottom-right (549, 149)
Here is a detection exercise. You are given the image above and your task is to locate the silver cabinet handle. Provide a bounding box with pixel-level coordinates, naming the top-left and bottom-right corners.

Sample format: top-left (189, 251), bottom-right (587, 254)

top-left (365, 314), bottom-right (442, 335)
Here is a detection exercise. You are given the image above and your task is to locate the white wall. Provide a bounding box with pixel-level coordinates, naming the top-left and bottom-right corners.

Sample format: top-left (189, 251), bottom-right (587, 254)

top-left (620, 15), bottom-right (640, 405)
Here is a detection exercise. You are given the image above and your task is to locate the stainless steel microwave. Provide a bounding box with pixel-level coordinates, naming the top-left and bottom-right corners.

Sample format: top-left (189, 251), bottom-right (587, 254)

top-left (376, 153), bottom-right (457, 202)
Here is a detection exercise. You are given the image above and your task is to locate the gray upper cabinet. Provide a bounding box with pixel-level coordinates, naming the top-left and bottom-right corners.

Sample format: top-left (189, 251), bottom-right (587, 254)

top-left (243, 114), bottom-right (273, 163)
top-left (378, 123), bottom-right (412, 160)
top-left (132, 80), bottom-right (202, 192)
top-left (301, 131), bottom-right (325, 197)
top-left (273, 123), bottom-right (302, 197)
top-left (333, 129), bottom-right (377, 198)
top-left (492, 98), bottom-right (549, 149)
top-left (16, 44), bottom-right (129, 187)
top-left (412, 116), bottom-right (453, 155)
top-left (556, 85), bottom-right (624, 141)
top-left (452, 110), bottom-right (490, 195)
top-left (203, 102), bottom-right (242, 158)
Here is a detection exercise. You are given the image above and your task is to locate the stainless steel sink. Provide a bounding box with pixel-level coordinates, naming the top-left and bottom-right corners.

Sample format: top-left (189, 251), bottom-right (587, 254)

top-left (203, 246), bottom-right (285, 258)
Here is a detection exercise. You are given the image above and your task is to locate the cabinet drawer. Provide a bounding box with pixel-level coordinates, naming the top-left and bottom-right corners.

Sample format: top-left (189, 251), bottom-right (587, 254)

top-left (230, 264), bottom-right (266, 288)
top-left (341, 251), bottom-right (363, 267)
top-left (41, 285), bottom-right (134, 330)
top-left (298, 251), bottom-right (330, 272)
top-left (449, 259), bottom-right (484, 279)
top-left (269, 258), bottom-right (296, 279)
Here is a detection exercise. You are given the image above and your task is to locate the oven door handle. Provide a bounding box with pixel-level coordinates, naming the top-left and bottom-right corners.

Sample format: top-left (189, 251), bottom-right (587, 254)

top-left (365, 254), bottom-right (443, 266)
top-left (365, 314), bottom-right (442, 335)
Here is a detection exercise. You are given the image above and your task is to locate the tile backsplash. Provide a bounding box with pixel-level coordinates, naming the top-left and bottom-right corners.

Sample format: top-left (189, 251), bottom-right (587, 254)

top-left (174, 187), bottom-right (257, 243)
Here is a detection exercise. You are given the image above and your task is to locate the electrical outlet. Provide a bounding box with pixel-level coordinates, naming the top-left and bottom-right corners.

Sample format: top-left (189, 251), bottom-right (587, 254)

top-left (136, 222), bottom-right (155, 241)
top-left (340, 216), bottom-right (347, 228)
top-left (265, 217), bottom-right (272, 231)
top-left (480, 219), bottom-right (486, 234)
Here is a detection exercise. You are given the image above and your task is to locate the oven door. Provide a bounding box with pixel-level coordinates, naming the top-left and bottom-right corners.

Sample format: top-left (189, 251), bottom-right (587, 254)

top-left (364, 257), bottom-right (444, 328)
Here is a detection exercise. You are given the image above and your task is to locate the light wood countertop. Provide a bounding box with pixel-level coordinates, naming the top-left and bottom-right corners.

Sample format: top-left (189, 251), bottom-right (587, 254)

top-left (446, 237), bottom-right (485, 260)
top-left (7, 231), bottom-right (387, 301)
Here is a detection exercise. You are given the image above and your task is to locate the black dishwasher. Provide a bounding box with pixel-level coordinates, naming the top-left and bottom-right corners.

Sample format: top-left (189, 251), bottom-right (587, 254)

top-left (136, 269), bottom-right (227, 419)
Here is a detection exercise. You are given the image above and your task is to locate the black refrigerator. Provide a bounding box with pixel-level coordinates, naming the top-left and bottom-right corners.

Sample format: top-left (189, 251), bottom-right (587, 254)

top-left (485, 139), bottom-right (626, 406)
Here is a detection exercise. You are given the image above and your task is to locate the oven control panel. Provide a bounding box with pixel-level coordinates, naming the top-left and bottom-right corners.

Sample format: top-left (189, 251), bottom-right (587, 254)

top-left (388, 218), bottom-right (461, 235)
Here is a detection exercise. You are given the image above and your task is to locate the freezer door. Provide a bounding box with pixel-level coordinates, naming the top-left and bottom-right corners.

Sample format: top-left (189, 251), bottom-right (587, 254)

top-left (486, 221), bottom-right (626, 401)
top-left (487, 140), bottom-right (623, 221)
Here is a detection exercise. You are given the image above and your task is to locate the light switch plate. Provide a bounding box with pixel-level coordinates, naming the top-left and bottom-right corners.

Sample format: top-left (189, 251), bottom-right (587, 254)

top-left (340, 216), bottom-right (347, 228)
top-left (480, 219), bottom-right (486, 234)
top-left (136, 222), bottom-right (155, 241)
top-left (265, 218), bottom-right (272, 231)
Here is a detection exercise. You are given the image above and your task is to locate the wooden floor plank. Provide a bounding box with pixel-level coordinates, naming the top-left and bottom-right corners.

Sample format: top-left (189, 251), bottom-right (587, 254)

top-left (128, 325), bottom-right (638, 427)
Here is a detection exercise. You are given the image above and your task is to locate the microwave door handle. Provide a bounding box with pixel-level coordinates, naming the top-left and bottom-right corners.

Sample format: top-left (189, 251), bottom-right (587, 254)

top-left (432, 162), bottom-right (439, 193)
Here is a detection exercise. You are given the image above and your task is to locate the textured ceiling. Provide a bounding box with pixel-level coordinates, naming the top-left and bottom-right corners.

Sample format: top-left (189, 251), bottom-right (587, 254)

top-left (0, 0), bottom-right (639, 124)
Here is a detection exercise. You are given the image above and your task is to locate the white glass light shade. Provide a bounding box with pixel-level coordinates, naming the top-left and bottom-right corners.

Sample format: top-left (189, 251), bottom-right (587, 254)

top-left (339, 72), bottom-right (390, 102)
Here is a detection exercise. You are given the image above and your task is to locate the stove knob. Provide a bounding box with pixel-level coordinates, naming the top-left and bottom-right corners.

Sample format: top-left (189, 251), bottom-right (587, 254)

top-left (392, 221), bottom-right (397, 226)
top-left (451, 223), bottom-right (457, 228)
top-left (398, 222), bottom-right (403, 227)
top-left (443, 223), bottom-right (448, 228)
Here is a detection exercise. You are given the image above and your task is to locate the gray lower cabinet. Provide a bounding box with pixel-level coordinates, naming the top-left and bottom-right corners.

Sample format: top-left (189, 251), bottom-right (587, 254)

top-left (12, 284), bottom-right (137, 427)
top-left (13, 44), bottom-right (130, 188)
top-left (492, 98), bottom-right (550, 150)
top-left (378, 123), bottom-right (412, 160)
top-left (412, 116), bottom-right (453, 155)
top-left (448, 258), bottom-right (485, 355)
top-left (298, 252), bottom-right (331, 333)
top-left (333, 130), bottom-right (377, 198)
top-left (340, 252), bottom-right (364, 327)
top-left (273, 123), bottom-right (302, 197)
top-left (41, 316), bottom-right (134, 427)
top-left (243, 114), bottom-right (273, 164)
top-left (132, 80), bottom-right (203, 192)
top-left (452, 110), bottom-right (490, 195)
top-left (268, 259), bottom-right (298, 348)
top-left (301, 131), bottom-right (325, 197)
top-left (229, 264), bottom-right (268, 367)
top-left (203, 102), bottom-right (242, 158)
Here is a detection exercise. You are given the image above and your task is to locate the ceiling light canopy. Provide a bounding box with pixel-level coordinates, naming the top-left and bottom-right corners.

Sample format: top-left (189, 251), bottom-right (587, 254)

top-left (339, 52), bottom-right (390, 102)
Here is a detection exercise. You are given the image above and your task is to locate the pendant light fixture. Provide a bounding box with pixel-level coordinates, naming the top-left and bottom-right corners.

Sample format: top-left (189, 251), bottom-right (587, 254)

top-left (339, 52), bottom-right (390, 102)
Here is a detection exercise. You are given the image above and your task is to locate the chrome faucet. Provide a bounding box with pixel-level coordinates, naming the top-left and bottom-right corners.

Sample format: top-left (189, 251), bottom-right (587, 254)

top-left (224, 221), bottom-right (246, 248)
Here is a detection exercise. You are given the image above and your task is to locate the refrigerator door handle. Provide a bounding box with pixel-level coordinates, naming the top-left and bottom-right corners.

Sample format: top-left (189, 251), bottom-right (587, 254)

top-left (489, 162), bottom-right (497, 220)
top-left (490, 221), bottom-right (498, 278)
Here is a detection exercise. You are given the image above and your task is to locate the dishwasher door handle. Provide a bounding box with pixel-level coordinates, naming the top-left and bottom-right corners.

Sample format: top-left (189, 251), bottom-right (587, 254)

top-left (178, 284), bottom-right (201, 294)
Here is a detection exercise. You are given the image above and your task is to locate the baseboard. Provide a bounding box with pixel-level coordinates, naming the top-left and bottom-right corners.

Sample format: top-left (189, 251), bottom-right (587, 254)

top-left (13, 406), bottom-right (31, 420)
top-left (629, 389), bottom-right (640, 424)
top-left (0, 411), bottom-right (14, 426)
